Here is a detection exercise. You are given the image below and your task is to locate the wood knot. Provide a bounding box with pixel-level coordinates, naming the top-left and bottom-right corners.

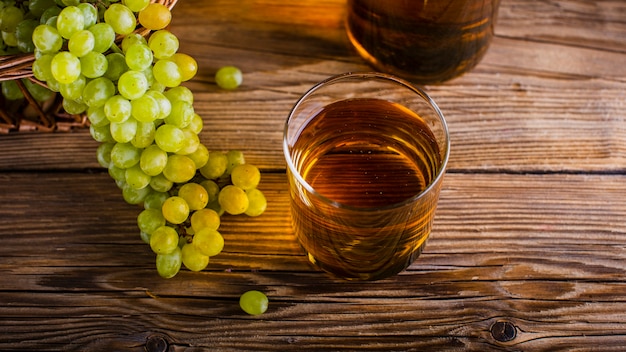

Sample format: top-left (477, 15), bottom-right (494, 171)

top-left (490, 320), bottom-right (517, 342)
top-left (145, 334), bottom-right (169, 352)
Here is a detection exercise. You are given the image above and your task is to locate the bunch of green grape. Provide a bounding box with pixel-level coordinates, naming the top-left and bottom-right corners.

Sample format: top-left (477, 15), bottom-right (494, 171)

top-left (12, 0), bottom-right (266, 278)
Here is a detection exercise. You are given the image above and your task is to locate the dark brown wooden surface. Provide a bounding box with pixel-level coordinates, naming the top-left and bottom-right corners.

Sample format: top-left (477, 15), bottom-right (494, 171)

top-left (2, 0), bottom-right (626, 350)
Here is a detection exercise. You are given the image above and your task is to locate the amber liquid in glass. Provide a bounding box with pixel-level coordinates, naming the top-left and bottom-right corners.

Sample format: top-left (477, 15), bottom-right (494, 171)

top-left (346, 0), bottom-right (500, 83)
top-left (289, 98), bottom-right (443, 280)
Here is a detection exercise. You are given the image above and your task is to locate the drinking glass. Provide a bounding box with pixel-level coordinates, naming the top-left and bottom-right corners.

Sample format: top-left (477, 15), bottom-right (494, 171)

top-left (283, 72), bottom-right (450, 280)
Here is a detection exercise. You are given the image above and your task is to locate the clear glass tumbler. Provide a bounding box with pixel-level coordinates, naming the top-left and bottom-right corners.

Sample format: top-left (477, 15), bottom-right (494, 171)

top-left (283, 72), bottom-right (450, 280)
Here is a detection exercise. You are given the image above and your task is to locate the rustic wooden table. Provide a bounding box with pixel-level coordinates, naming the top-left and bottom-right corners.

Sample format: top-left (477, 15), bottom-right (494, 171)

top-left (1, 0), bottom-right (626, 350)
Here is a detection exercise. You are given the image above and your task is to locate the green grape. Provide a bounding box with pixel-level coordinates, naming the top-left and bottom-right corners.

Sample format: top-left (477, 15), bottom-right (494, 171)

top-left (200, 180), bottom-right (220, 203)
top-left (231, 164), bottom-right (261, 191)
top-left (215, 66), bottom-right (242, 90)
top-left (156, 246), bottom-right (182, 278)
top-left (45, 76), bottom-right (60, 92)
top-left (15, 19), bottom-right (39, 53)
top-left (108, 163), bottom-right (126, 183)
top-left (170, 53), bottom-right (198, 82)
top-left (96, 142), bottom-right (114, 168)
top-left (110, 142), bottom-right (141, 169)
top-left (226, 150), bottom-right (246, 175)
top-left (32, 54), bottom-right (55, 82)
top-left (163, 85), bottom-right (193, 105)
top-left (218, 185), bottom-right (249, 215)
top-left (192, 228), bottom-right (224, 257)
top-left (104, 3), bottom-right (137, 35)
top-left (239, 290), bottom-right (268, 316)
top-left (51, 51), bottom-right (81, 84)
top-left (2, 31), bottom-right (18, 48)
top-left (178, 183), bottom-right (208, 210)
top-left (150, 225), bottom-right (179, 254)
top-left (131, 94), bottom-right (159, 123)
top-left (87, 106), bottom-right (110, 127)
top-left (89, 22), bottom-right (115, 53)
top-left (24, 80), bottom-right (55, 102)
top-left (185, 140), bottom-right (209, 168)
top-left (121, 33), bottom-right (147, 52)
top-left (145, 90), bottom-right (171, 119)
top-left (149, 78), bottom-right (166, 93)
top-left (190, 208), bottom-right (220, 232)
top-left (62, 98), bottom-right (87, 114)
top-left (46, 16), bottom-right (59, 28)
top-left (62, 0), bottom-right (80, 6)
top-left (162, 154), bottom-right (196, 183)
top-left (244, 188), bottom-right (267, 217)
top-left (152, 59), bottom-right (182, 88)
top-left (0, 6), bottom-right (23, 32)
top-left (125, 164), bottom-right (151, 189)
top-left (206, 199), bottom-right (224, 217)
top-left (181, 243), bottom-right (209, 272)
top-left (161, 196), bottom-right (190, 224)
top-left (125, 43), bottom-right (153, 71)
top-left (144, 191), bottom-right (169, 210)
top-left (104, 95), bottom-right (132, 123)
top-left (176, 129), bottom-right (199, 156)
top-left (140, 231), bottom-right (151, 244)
top-left (59, 74), bottom-right (86, 101)
top-left (138, 208), bottom-right (166, 235)
top-left (83, 77), bottom-right (116, 108)
top-left (68, 29), bottom-right (95, 57)
top-left (29, 0), bottom-right (58, 17)
top-left (149, 173), bottom-right (173, 192)
top-left (110, 118), bottom-right (138, 143)
top-left (123, 0), bottom-right (150, 12)
top-left (131, 121), bottom-right (155, 148)
top-left (118, 70), bottom-right (149, 100)
top-left (140, 144), bottom-right (168, 176)
top-left (90, 123), bottom-right (114, 142)
top-left (138, 2), bottom-right (171, 31)
top-left (40, 6), bottom-right (62, 25)
top-left (154, 124), bottom-right (184, 153)
top-left (122, 182), bottom-right (151, 204)
top-left (148, 30), bottom-right (179, 60)
top-left (77, 3), bottom-right (98, 28)
top-left (164, 100), bottom-right (193, 128)
top-left (104, 52), bottom-right (128, 81)
top-left (80, 51), bottom-right (108, 78)
top-left (144, 70), bottom-right (160, 93)
top-left (1, 80), bottom-right (23, 100)
top-left (115, 178), bottom-right (127, 190)
top-left (57, 6), bottom-right (85, 39)
top-left (199, 151), bottom-right (228, 179)
top-left (187, 113), bottom-right (203, 135)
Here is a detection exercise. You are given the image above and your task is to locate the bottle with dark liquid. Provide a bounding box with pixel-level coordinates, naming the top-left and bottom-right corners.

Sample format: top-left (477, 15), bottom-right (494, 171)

top-left (346, 0), bottom-right (501, 84)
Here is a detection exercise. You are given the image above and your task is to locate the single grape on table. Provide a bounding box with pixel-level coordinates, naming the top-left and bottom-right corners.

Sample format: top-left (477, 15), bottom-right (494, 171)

top-left (239, 290), bottom-right (269, 315)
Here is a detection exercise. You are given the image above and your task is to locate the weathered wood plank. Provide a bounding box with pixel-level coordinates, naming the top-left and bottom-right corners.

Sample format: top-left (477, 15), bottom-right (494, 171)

top-left (1, 172), bottom-right (626, 350)
top-left (2, 172), bottom-right (625, 278)
top-left (1, 0), bottom-right (625, 350)
top-left (1, 0), bottom-right (625, 173)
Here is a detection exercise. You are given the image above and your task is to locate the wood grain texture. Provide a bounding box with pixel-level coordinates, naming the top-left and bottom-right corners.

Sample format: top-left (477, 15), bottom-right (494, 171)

top-left (1, 0), bottom-right (625, 173)
top-left (2, 172), bottom-right (626, 350)
top-left (1, 0), bottom-right (625, 350)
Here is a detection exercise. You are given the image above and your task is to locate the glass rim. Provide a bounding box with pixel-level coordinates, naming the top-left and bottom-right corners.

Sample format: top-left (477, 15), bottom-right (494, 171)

top-left (282, 71), bottom-right (450, 212)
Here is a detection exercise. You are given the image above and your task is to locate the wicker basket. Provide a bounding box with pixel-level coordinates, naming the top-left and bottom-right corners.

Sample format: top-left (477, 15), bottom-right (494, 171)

top-left (0, 0), bottom-right (178, 134)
